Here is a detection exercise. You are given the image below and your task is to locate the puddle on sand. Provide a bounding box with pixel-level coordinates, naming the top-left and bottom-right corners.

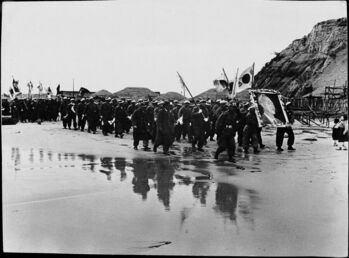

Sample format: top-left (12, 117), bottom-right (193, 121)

top-left (3, 146), bottom-right (261, 254)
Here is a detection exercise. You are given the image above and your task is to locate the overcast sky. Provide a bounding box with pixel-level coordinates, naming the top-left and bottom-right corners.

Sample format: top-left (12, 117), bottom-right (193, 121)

top-left (1, 0), bottom-right (346, 96)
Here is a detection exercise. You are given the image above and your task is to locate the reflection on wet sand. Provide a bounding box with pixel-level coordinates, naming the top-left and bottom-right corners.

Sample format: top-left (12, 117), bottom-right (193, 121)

top-left (6, 147), bottom-right (258, 226)
top-left (192, 182), bottom-right (210, 206)
top-left (214, 183), bottom-right (238, 221)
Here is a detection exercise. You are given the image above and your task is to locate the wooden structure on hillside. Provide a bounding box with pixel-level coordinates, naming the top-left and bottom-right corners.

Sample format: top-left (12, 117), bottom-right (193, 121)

top-left (290, 81), bottom-right (348, 127)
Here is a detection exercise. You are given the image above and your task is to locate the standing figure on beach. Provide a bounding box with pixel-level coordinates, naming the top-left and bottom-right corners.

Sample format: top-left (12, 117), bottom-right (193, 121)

top-left (214, 102), bottom-right (239, 162)
top-left (153, 101), bottom-right (175, 155)
top-left (276, 102), bottom-right (296, 151)
top-left (332, 117), bottom-right (340, 146)
top-left (337, 114), bottom-right (348, 150)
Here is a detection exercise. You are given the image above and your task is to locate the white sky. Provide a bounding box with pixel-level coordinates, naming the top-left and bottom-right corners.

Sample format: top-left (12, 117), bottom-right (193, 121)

top-left (1, 0), bottom-right (347, 96)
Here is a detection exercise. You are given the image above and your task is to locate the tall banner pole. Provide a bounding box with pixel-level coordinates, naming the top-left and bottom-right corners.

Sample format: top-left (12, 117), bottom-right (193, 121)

top-left (222, 68), bottom-right (229, 83)
top-left (176, 72), bottom-right (198, 107)
top-left (232, 68), bottom-right (239, 99)
top-left (251, 62), bottom-right (255, 88)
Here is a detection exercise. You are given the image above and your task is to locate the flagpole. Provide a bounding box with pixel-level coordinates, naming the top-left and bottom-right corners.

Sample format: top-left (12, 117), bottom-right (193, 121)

top-left (222, 68), bottom-right (229, 83)
top-left (73, 79), bottom-right (75, 97)
top-left (176, 72), bottom-right (198, 107)
top-left (232, 68), bottom-right (239, 98)
top-left (251, 62), bottom-right (255, 88)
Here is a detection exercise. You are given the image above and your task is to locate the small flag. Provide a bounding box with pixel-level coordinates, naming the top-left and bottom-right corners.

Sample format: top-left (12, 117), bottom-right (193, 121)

top-left (9, 87), bottom-right (14, 98)
top-left (37, 82), bottom-right (43, 92)
top-left (213, 73), bottom-right (229, 92)
top-left (4, 93), bottom-right (11, 98)
top-left (78, 87), bottom-right (90, 96)
top-left (236, 63), bottom-right (254, 94)
top-left (12, 79), bottom-right (21, 93)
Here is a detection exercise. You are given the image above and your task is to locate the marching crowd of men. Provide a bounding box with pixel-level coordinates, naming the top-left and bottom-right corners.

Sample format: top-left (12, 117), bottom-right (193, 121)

top-left (4, 95), bottom-right (296, 162)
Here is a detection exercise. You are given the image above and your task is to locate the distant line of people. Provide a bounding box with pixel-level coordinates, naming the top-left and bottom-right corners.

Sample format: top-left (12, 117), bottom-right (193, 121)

top-left (3, 95), bottom-right (300, 161)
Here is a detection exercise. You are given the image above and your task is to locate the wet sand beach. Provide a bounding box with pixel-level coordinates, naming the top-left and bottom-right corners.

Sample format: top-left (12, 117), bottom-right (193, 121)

top-left (2, 122), bottom-right (348, 256)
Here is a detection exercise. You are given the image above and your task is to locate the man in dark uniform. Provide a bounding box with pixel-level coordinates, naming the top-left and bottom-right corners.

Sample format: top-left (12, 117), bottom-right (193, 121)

top-left (114, 100), bottom-right (127, 138)
top-left (190, 106), bottom-right (206, 151)
top-left (242, 106), bottom-right (260, 154)
top-left (236, 102), bottom-right (248, 147)
top-left (100, 97), bottom-right (114, 136)
top-left (85, 97), bottom-right (99, 134)
top-left (178, 100), bottom-right (192, 141)
top-left (59, 97), bottom-right (69, 129)
top-left (214, 101), bottom-right (239, 162)
top-left (154, 101), bottom-right (175, 155)
top-left (132, 102), bottom-right (151, 150)
top-left (276, 102), bottom-right (296, 151)
top-left (77, 98), bottom-right (87, 131)
top-left (67, 98), bottom-right (77, 130)
top-left (171, 100), bottom-right (182, 142)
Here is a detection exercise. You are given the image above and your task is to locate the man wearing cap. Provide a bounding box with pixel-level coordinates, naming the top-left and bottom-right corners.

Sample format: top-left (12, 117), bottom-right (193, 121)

top-left (237, 102), bottom-right (249, 147)
top-left (114, 100), bottom-right (127, 138)
top-left (276, 102), bottom-right (296, 151)
top-left (171, 100), bottom-right (182, 142)
top-left (66, 98), bottom-right (77, 130)
top-left (132, 102), bottom-right (151, 151)
top-left (242, 106), bottom-right (260, 154)
top-left (178, 100), bottom-right (192, 142)
top-left (154, 101), bottom-right (175, 155)
top-left (84, 97), bottom-right (99, 134)
top-left (191, 106), bottom-right (206, 151)
top-left (214, 102), bottom-right (239, 162)
top-left (77, 98), bottom-right (87, 131)
top-left (59, 97), bottom-right (69, 129)
top-left (100, 97), bottom-right (114, 136)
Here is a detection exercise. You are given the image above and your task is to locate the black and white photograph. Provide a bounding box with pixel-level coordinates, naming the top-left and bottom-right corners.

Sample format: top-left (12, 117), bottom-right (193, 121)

top-left (1, 0), bottom-right (348, 256)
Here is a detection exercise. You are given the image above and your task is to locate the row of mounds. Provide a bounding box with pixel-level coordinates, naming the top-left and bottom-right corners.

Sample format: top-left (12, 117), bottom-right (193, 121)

top-left (90, 87), bottom-right (187, 101)
top-left (90, 87), bottom-right (250, 102)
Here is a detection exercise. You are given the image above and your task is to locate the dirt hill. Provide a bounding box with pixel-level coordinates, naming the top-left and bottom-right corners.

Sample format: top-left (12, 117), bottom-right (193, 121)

top-left (92, 89), bottom-right (112, 97)
top-left (254, 17), bottom-right (347, 97)
top-left (155, 91), bottom-right (187, 101)
top-left (112, 87), bottom-right (159, 99)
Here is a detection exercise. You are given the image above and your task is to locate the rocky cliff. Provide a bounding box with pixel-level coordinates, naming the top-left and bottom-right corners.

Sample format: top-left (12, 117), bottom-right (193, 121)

top-left (254, 17), bottom-right (347, 97)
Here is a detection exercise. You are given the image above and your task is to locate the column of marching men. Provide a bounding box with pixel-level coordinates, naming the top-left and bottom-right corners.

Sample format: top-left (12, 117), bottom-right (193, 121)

top-left (5, 96), bottom-right (274, 162)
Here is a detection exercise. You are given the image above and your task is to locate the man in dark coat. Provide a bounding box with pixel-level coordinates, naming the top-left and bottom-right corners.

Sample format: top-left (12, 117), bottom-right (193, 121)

top-left (77, 98), bottom-right (87, 131)
top-left (276, 102), bottom-right (296, 151)
top-left (100, 97), bottom-right (114, 136)
top-left (85, 97), bottom-right (99, 134)
top-left (242, 106), bottom-right (260, 154)
top-left (114, 100), bottom-right (127, 138)
top-left (171, 100), bottom-right (182, 142)
top-left (214, 102), bottom-right (239, 162)
top-left (154, 101), bottom-right (175, 155)
top-left (237, 102), bottom-right (249, 147)
top-left (178, 100), bottom-right (192, 141)
top-left (132, 102), bottom-right (151, 150)
top-left (59, 97), bottom-right (69, 129)
top-left (190, 106), bottom-right (206, 151)
top-left (67, 98), bottom-right (78, 130)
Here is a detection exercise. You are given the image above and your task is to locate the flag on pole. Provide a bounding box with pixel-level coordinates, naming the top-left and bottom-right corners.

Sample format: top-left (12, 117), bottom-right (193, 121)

top-left (37, 82), bottom-right (43, 92)
top-left (78, 87), bottom-right (90, 96)
top-left (213, 73), bottom-right (229, 92)
top-left (236, 63), bottom-right (255, 93)
top-left (9, 87), bottom-right (15, 99)
top-left (12, 79), bottom-right (21, 94)
top-left (27, 81), bottom-right (33, 98)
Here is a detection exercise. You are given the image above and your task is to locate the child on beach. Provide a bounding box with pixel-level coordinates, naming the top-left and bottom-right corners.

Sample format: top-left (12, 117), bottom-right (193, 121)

top-left (337, 114), bottom-right (348, 150)
top-left (332, 118), bottom-right (340, 146)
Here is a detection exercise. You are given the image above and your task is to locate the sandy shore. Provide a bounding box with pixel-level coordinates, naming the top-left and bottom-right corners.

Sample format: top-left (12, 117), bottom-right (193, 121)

top-left (2, 121), bottom-right (348, 256)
